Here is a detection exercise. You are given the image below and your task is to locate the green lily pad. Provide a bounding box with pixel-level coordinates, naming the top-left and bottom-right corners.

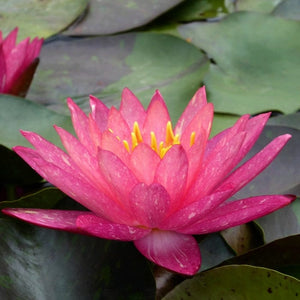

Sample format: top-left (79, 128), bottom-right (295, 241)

top-left (178, 12), bottom-right (300, 115)
top-left (221, 222), bottom-right (265, 255)
top-left (0, 145), bottom-right (41, 185)
top-left (27, 33), bottom-right (209, 122)
top-left (220, 235), bottom-right (300, 277)
top-left (64, 0), bottom-right (184, 36)
top-left (0, 217), bottom-right (155, 299)
top-left (267, 113), bottom-right (300, 130)
top-left (0, 187), bottom-right (64, 209)
top-left (0, 0), bottom-right (88, 40)
top-left (235, 0), bottom-right (283, 13)
top-left (272, 0), bottom-right (300, 20)
top-left (0, 94), bottom-right (73, 149)
top-left (163, 265), bottom-right (300, 299)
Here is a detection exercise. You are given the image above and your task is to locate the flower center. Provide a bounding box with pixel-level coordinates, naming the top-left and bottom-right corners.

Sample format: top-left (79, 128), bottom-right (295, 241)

top-left (122, 121), bottom-right (196, 158)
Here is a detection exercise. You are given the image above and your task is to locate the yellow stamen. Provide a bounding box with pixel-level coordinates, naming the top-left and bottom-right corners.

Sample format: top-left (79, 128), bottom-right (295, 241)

top-left (133, 122), bottom-right (143, 143)
top-left (150, 131), bottom-right (157, 152)
top-left (166, 121), bottom-right (175, 145)
top-left (131, 132), bottom-right (138, 150)
top-left (174, 134), bottom-right (180, 144)
top-left (190, 132), bottom-right (196, 146)
top-left (123, 140), bottom-right (130, 152)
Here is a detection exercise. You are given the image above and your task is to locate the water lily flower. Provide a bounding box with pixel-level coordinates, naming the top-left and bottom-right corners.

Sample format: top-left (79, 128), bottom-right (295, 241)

top-left (0, 28), bottom-right (43, 97)
top-left (2, 87), bottom-right (294, 275)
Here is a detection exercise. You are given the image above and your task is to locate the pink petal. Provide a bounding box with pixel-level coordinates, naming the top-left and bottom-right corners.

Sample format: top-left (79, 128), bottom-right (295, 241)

top-left (129, 183), bottom-right (170, 227)
top-left (98, 149), bottom-right (139, 211)
top-left (89, 95), bottom-right (109, 132)
top-left (107, 106), bottom-right (131, 142)
top-left (216, 134), bottom-right (292, 196)
top-left (17, 131), bottom-right (78, 174)
top-left (142, 90), bottom-right (171, 144)
top-left (160, 189), bottom-right (234, 230)
top-left (76, 214), bottom-right (151, 241)
top-left (13, 147), bottom-right (131, 223)
top-left (4, 38), bottom-right (29, 91)
top-left (67, 98), bottom-right (94, 154)
top-left (134, 230), bottom-right (200, 275)
top-left (119, 87), bottom-right (146, 129)
top-left (205, 114), bottom-right (250, 159)
top-left (2, 28), bottom-right (18, 56)
top-left (0, 46), bottom-right (7, 91)
top-left (185, 128), bottom-right (207, 188)
top-left (179, 195), bottom-right (295, 235)
top-left (232, 113), bottom-right (270, 164)
top-left (155, 145), bottom-right (188, 211)
top-left (130, 143), bottom-right (160, 185)
top-left (88, 115), bottom-right (102, 155)
top-left (100, 130), bottom-right (130, 165)
top-left (2, 208), bottom-right (89, 233)
top-left (186, 132), bottom-right (246, 204)
top-left (175, 86), bottom-right (208, 136)
top-left (180, 103), bottom-right (213, 150)
top-left (54, 126), bottom-right (111, 196)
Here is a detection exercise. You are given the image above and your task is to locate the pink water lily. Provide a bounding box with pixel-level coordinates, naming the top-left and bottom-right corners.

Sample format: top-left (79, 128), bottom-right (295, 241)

top-left (3, 87), bottom-right (294, 275)
top-left (0, 28), bottom-right (43, 96)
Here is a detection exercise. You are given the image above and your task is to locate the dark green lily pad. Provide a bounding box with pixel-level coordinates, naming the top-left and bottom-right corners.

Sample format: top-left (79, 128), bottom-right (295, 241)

top-left (163, 265), bottom-right (300, 299)
top-left (221, 222), bottom-right (264, 255)
top-left (235, 0), bottom-right (283, 13)
top-left (220, 235), bottom-right (300, 276)
top-left (0, 187), bottom-right (63, 210)
top-left (0, 145), bottom-right (41, 185)
top-left (178, 12), bottom-right (300, 115)
top-left (0, 94), bottom-right (73, 149)
top-left (0, 217), bottom-right (155, 299)
top-left (267, 113), bottom-right (300, 130)
top-left (272, 0), bottom-right (300, 20)
top-left (0, 0), bottom-right (88, 40)
top-left (64, 0), bottom-right (184, 36)
top-left (27, 33), bottom-right (209, 122)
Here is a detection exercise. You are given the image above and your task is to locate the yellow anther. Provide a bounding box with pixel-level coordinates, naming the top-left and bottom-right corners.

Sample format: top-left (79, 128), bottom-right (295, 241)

top-left (158, 141), bottom-right (164, 154)
top-left (174, 134), bottom-right (180, 144)
top-left (123, 140), bottom-right (130, 152)
top-left (160, 145), bottom-right (172, 158)
top-left (133, 122), bottom-right (143, 143)
top-left (108, 128), bottom-right (114, 134)
top-left (190, 132), bottom-right (196, 146)
top-left (131, 132), bottom-right (138, 150)
top-left (166, 121), bottom-right (175, 145)
top-left (150, 131), bottom-right (157, 152)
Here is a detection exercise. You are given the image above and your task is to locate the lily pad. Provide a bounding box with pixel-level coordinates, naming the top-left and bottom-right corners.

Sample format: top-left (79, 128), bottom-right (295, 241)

top-left (27, 33), bottom-right (209, 122)
top-left (0, 94), bottom-right (73, 149)
top-left (220, 235), bottom-right (300, 275)
top-left (0, 0), bottom-right (88, 40)
top-left (178, 12), bottom-right (300, 115)
top-left (0, 217), bottom-right (155, 299)
top-left (163, 265), bottom-right (300, 299)
top-left (267, 113), bottom-right (300, 130)
top-left (64, 0), bottom-right (184, 36)
top-left (272, 0), bottom-right (300, 20)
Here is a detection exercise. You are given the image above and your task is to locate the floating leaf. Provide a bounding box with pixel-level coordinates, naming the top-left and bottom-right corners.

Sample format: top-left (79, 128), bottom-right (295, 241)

top-left (163, 265), bottom-right (300, 299)
top-left (179, 12), bottom-right (300, 115)
top-left (0, 0), bottom-right (88, 40)
top-left (64, 0), bottom-right (184, 35)
top-left (220, 235), bottom-right (300, 276)
top-left (27, 33), bottom-right (209, 122)
top-left (221, 223), bottom-right (264, 255)
top-left (0, 94), bottom-right (73, 149)
top-left (0, 217), bottom-right (155, 299)
top-left (272, 0), bottom-right (300, 20)
top-left (0, 187), bottom-right (64, 210)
